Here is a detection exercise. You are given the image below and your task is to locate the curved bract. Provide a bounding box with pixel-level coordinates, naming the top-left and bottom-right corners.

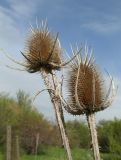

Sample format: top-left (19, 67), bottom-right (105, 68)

top-left (65, 46), bottom-right (116, 115)
top-left (23, 22), bottom-right (61, 73)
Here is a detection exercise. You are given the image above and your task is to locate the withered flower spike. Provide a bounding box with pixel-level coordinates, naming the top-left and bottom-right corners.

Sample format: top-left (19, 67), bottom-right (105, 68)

top-left (70, 45), bottom-right (79, 65)
top-left (101, 74), bottom-right (117, 109)
top-left (103, 77), bottom-right (113, 104)
top-left (47, 32), bottom-right (59, 62)
top-left (84, 53), bottom-right (89, 66)
top-left (1, 49), bottom-right (27, 67)
top-left (75, 61), bottom-right (84, 109)
top-left (20, 51), bottom-right (34, 64)
top-left (39, 21), bottom-right (49, 35)
top-left (3, 22), bottom-right (81, 74)
top-left (65, 46), bottom-right (116, 115)
top-left (36, 17), bottom-right (39, 30)
top-left (86, 54), bottom-right (94, 67)
top-left (33, 88), bottom-right (55, 102)
top-left (65, 51), bottom-right (74, 66)
top-left (61, 47), bottom-right (83, 67)
top-left (43, 47), bottom-right (82, 70)
top-left (92, 73), bottom-right (96, 109)
top-left (5, 65), bottom-right (26, 71)
top-left (22, 23), bottom-right (62, 73)
top-left (29, 23), bottom-right (35, 34)
top-left (57, 38), bottom-right (61, 49)
top-left (59, 94), bottom-right (79, 114)
top-left (64, 46), bottom-right (116, 160)
top-left (40, 19), bottom-right (48, 32)
top-left (84, 46), bottom-right (88, 63)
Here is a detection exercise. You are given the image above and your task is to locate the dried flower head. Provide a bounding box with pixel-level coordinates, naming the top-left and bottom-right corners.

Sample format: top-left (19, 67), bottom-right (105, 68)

top-left (65, 46), bottom-right (117, 115)
top-left (22, 21), bottom-right (61, 73)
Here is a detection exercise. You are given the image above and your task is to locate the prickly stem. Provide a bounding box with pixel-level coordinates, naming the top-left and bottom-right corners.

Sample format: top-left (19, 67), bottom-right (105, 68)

top-left (41, 71), bottom-right (72, 160)
top-left (86, 113), bottom-right (100, 160)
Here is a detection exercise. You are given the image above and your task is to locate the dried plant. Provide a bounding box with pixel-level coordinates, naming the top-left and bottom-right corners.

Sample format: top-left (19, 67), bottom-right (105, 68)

top-left (2, 21), bottom-right (73, 160)
top-left (22, 22), bottom-right (61, 73)
top-left (2, 21), bottom-right (79, 74)
top-left (24, 21), bottom-right (72, 160)
top-left (63, 46), bottom-right (117, 160)
top-left (65, 46), bottom-right (117, 114)
top-left (2, 18), bottom-right (117, 160)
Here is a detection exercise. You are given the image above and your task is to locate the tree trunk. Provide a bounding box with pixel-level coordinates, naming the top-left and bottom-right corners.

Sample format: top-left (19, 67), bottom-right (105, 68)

top-left (86, 113), bottom-right (100, 160)
top-left (42, 71), bottom-right (72, 160)
top-left (11, 134), bottom-right (20, 160)
top-left (35, 133), bottom-right (39, 160)
top-left (16, 136), bottom-right (20, 160)
top-left (6, 126), bottom-right (11, 160)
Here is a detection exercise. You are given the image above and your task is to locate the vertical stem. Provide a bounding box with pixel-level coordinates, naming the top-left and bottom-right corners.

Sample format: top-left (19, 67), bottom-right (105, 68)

top-left (35, 133), bottom-right (39, 160)
top-left (6, 125), bottom-right (11, 160)
top-left (16, 135), bottom-right (20, 160)
top-left (42, 71), bottom-right (72, 160)
top-left (86, 113), bottom-right (100, 160)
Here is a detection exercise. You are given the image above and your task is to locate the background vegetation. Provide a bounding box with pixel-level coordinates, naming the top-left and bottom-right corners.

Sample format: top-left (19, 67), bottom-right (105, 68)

top-left (0, 90), bottom-right (121, 159)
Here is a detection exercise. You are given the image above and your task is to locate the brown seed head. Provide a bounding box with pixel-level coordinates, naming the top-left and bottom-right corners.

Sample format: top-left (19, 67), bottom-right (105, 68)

top-left (65, 47), bottom-right (116, 115)
top-left (23, 22), bottom-right (61, 73)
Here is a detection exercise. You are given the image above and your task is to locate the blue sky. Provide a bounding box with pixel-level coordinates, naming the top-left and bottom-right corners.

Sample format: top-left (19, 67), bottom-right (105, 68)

top-left (0, 0), bottom-right (121, 121)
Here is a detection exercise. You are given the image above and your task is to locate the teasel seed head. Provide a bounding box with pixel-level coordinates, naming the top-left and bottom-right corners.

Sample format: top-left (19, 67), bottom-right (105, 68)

top-left (22, 21), bottom-right (61, 73)
top-left (65, 46), bottom-right (117, 115)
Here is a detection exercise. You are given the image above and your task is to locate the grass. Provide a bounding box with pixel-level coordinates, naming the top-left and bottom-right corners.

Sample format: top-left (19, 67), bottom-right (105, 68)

top-left (1, 146), bottom-right (120, 160)
top-left (0, 153), bottom-right (3, 159)
top-left (20, 147), bottom-right (93, 160)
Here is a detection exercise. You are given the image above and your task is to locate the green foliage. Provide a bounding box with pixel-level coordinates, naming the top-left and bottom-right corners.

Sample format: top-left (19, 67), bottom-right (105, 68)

top-left (0, 93), bottom-right (20, 154)
top-left (109, 136), bottom-right (121, 159)
top-left (19, 108), bottom-right (51, 154)
top-left (16, 90), bottom-right (32, 110)
top-left (0, 91), bottom-right (61, 155)
top-left (66, 120), bottom-right (90, 148)
top-left (97, 120), bottom-right (111, 152)
top-left (98, 118), bottom-right (121, 156)
top-left (0, 94), bottom-right (19, 126)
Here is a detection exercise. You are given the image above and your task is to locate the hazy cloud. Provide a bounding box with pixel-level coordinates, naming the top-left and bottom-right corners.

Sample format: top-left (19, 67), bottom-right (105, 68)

top-left (81, 20), bottom-right (121, 34)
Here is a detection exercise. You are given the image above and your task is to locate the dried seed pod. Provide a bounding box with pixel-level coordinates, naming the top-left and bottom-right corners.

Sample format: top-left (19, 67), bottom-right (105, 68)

top-left (22, 22), bottom-right (61, 73)
top-left (65, 47), bottom-right (116, 115)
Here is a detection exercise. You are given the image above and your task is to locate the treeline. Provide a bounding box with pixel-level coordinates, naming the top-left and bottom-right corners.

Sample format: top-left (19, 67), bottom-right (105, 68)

top-left (0, 90), bottom-right (61, 155)
top-left (0, 90), bottom-right (121, 156)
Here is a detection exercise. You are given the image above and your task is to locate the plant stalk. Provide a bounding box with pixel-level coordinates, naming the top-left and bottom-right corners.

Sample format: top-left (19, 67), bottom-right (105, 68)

top-left (86, 113), bottom-right (100, 160)
top-left (42, 71), bottom-right (72, 160)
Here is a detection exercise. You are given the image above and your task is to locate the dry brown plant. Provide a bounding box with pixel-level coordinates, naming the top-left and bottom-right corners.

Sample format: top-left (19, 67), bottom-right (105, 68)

top-left (2, 20), bottom-right (73, 160)
top-left (63, 45), bottom-right (117, 160)
top-left (22, 22), bottom-right (61, 73)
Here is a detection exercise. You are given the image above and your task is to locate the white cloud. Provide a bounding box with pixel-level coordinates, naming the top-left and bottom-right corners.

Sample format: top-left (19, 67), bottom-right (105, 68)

top-left (8, 0), bottom-right (41, 17)
top-left (81, 8), bottom-right (121, 34)
top-left (81, 20), bottom-right (121, 34)
top-left (0, 6), bottom-right (23, 54)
